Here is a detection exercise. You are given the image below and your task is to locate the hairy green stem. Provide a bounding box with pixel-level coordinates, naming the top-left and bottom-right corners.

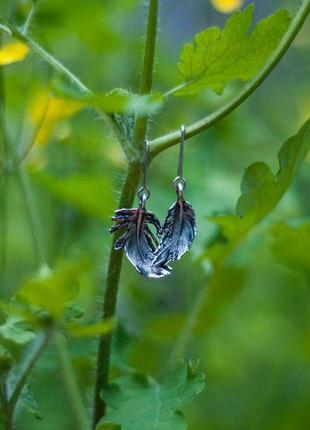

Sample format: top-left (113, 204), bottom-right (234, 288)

top-left (92, 1), bottom-right (159, 427)
top-left (0, 19), bottom-right (131, 159)
top-left (8, 331), bottom-right (50, 414)
top-left (133, 0), bottom-right (159, 153)
top-left (54, 334), bottom-right (87, 430)
top-left (92, 162), bottom-right (141, 427)
top-left (150, 0), bottom-right (310, 157)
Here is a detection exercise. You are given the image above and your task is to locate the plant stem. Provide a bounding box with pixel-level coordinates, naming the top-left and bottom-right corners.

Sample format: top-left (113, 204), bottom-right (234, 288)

top-left (133, 0), bottom-right (159, 153)
top-left (54, 334), bottom-right (87, 430)
top-left (92, 1), bottom-right (159, 427)
top-left (92, 162), bottom-right (141, 426)
top-left (0, 19), bottom-right (131, 160)
top-left (21, 0), bottom-right (42, 34)
top-left (8, 331), bottom-right (50, 413)
top-left (16, 166), bottom-right (46, 267)
top-left (150, 0), bottom-right (310, 157)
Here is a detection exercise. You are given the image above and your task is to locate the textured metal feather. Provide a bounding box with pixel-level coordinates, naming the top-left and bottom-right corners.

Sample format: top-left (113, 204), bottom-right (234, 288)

top-left (110, 208), bottom-right (171, 279)
top-left (153, 197), bottom-right (196, 266)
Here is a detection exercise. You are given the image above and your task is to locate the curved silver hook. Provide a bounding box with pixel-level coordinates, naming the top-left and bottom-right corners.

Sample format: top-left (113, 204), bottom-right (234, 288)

top-left (138, 140), bottom-right (151, 206)
top-left (174, 125), bottom-right (187, 195)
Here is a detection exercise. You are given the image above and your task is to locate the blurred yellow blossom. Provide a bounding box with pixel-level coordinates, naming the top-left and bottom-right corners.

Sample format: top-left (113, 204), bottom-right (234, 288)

top-left (0, 42), bottom-right (30, 65)
top-left (29, 90), bottom-right (84, 146)
top-left (210, 0), bottom-right (244, 14)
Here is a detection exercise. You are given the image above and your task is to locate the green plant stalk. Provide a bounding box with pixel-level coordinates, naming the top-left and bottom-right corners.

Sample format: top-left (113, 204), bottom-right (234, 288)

top-left (92, 1), bottom-right (159, 427)
top-left (8, 331), bottom-right (50, 415)
top-left (0, 19), bottom-right (132, 160)
top-left (16, 166), bottom-right (46, 267)
top-left (150, 0), bottom-right (310, 157)
top-left (92, 162), bottom-right (141, 426)
top-left (54, 334), bottom-right (87, 430)
top-left (133, 0), bottom-right (159, 153)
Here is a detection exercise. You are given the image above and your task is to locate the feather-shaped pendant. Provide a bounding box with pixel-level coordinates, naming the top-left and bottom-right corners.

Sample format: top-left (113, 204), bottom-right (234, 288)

top-left (153, 195), bottom-right (196, 267)
top-left (110, 207), bottom-right (171, 279)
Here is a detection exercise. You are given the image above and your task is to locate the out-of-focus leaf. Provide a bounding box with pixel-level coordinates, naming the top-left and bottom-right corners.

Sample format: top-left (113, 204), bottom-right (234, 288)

top-left (0, 41), bottom-right (30, 65)
top-left (210, 0), bottom-right (245, 14)
top-left (31, 173), bottom-right (115, 220)
top-left (97, 362), bottom-right (205, 430)
top-left (176, 6), bottom-right (291, 95)
top-left (21, 385), bottom-right (44, 420)
top-left (52, 79), bottom-right (162, 115)
top-left (269, 221), bottom-right (310, 281)
top-left (66, 318), bottom-right (115, 338)
top-left (201, 119), bottom-right (310, 266)
top-left (0, 315), bottom-right (36, 345)
top-left (196, 120), bottom-right (310, 332)
top-left (16, 261), bottom-right (90, 321)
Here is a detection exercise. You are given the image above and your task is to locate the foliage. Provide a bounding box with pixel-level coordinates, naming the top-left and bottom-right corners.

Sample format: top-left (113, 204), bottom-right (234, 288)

top-left (177, 6), bottom-right (291, 95)
top-left (0, 1), bottom-right (309, 430)
top-left (98, 362), bottom-right (205, 430)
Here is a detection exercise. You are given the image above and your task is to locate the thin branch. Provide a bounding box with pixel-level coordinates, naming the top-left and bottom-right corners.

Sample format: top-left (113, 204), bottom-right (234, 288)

top-left (0, 18), bottom-right (133, 160)
top-left (8, 331), bottom-right (50, 412)
top-left (150, 0), bottom-right (310, 157)
top-left (21, 0), bottom-right (42, 34)
top-left (133, 0), bottom-right (159, 153)
top-left (54, 334), bottom-right (87, 430)
top-left (92, 1), bottom-right (159, 427)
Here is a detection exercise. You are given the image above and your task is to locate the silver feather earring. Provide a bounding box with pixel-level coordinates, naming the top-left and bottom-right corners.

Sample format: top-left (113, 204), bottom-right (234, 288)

top-left (110, 140), bottom-right (171, 279)
top-left (153, 125), bottom-right (197, 267)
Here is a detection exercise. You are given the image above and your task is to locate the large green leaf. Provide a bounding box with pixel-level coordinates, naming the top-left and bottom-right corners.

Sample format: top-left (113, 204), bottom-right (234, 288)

top-left (177, 5), bottom-right (291, 95)
top-left (52, 79), bottom-right (162, 115)
top-left (201, 118), bottom-right (310, 267)
top-left (16, 261), bottom-right (89, 321)
top-left (195, 119), bottom-right (310, 332)
top-left (97, 362), bottom-right (205, 430)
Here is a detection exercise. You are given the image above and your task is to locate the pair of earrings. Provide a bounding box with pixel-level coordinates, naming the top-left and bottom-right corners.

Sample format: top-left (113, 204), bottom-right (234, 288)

top-left (110, 126), bottom-right (196, 279)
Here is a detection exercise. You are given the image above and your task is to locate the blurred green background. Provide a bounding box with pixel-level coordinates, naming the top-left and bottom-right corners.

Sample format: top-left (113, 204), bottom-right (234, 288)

top-left (0, 0), bottom-right (309, 429)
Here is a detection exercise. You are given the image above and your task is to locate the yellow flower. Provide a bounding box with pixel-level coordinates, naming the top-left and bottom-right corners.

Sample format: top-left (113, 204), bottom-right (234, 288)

top-left (29, 90), bottom-right (84, 146)
top-left (210, 0), bottom-right (244, 14)
top-left (0, 42), bottom-right (30, 65)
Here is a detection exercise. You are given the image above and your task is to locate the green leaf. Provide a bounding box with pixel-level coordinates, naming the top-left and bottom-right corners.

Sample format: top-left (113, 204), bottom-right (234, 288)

top-left (201, 118), bottom-right (310, 266)
top-left (196, 119), bottom-right (310, 333)
top-left (31, 173), bottom-right (115, 220)
top-left (97, 362), bottom-right (205, 430)
top-left (65, 318), bottom-right (115, 338)
top-left (177, 5), bottom-right (291, 95)
top-left (0, 315), bottom-right (36, 345)
top-left (52, 79), bottom-right (162, 115)
top-left (16, 261), bottom-right (90, 321)
top-left (269, 221), bottom-right (310, 280)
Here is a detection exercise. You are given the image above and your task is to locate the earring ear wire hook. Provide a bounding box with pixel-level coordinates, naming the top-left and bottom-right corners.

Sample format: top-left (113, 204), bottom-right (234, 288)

top-left (138, 139), bottom-right (151, 206)
top-left (174, 125), bottom-right (187, 196)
